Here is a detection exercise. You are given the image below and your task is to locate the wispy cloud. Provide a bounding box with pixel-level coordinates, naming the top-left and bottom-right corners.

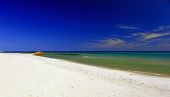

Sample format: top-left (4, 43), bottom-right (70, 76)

top-left (136, 32), bottom-right (170, 40)
top-left (84, 25), bottom-right (170, 50)
top-left (116, 25), bottom-right (140, 30)
top-left (85, 38), bottom-right (125, 48)
top-left (153, 25), bottom-right (170, 32)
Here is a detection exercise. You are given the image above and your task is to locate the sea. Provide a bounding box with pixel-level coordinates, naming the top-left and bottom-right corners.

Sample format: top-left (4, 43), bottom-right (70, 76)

top-left (1, 51), bottom-right (170, 75)
top-left (2, 51), bottom-right (170, 59)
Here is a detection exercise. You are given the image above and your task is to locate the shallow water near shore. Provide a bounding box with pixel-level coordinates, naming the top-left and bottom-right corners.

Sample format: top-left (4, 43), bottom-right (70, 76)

top-left (44, 51), bottom-right (170, 76)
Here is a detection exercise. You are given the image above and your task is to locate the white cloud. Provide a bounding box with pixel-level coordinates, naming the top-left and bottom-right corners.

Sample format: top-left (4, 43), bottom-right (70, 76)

top-left (116, 25), bottom-right (140, 30)
top-left (85, 32), bottom-right (170, 49)
top-left (134, 32), bottom-right (170, 40)
top-left (86, 38), bottom-right (125, 48)
top-left (84, 25), bottom-right (170, 50)
top-left (143, 33), bottom-right (170, 40)
top-left (153, 25), bottom-right (170, 32)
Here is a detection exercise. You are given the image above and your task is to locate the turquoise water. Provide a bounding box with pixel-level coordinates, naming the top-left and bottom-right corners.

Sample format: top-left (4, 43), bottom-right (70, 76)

top-left (2, 51), bottom-right (170, 75)
top-left (3, 51), bottom-right (170, 61)
top-left (43, 51), bottom-right (170, 76)
top-left (46, 51), bottom-right (170, 59)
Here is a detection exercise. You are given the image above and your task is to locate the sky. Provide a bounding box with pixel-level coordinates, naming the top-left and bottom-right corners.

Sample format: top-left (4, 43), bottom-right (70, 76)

top-left (0, 0), bottom-right (170, 51)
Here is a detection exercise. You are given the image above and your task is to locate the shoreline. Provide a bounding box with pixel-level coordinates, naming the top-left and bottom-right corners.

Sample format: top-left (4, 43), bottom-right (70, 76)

top-left (0, 53), bottom-right (170, 97)
top-left (44, 52), bottom-right (170, 76)
top-left (45, 56), bottom-right (170, 77)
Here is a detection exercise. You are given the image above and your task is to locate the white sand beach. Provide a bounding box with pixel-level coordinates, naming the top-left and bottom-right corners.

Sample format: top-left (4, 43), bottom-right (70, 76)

top-left (0, 53), bottom-right (170, 97)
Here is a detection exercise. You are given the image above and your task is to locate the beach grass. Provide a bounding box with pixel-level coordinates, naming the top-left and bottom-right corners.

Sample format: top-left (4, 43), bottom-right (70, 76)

top-left (44, 53), bottom-right (170, 76)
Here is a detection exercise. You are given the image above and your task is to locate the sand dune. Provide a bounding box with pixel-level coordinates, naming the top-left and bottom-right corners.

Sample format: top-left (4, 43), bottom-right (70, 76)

top-left (0, 53), bottom-right (170, 97)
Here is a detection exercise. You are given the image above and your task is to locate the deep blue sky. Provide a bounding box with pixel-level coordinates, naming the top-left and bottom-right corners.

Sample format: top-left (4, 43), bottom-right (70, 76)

top-left (0, 0), bottom-right (170, 51)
